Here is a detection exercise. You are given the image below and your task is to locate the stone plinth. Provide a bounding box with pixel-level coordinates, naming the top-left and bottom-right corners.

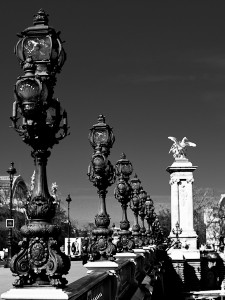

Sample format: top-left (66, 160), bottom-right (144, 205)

top-left (133, 249), bottom-right (146, 255)
top-left (1, 287), bottom-right (68, 300)
top-left (84, 260), bottom-right (119, 274)
top-left (114, 252), bottom-right (137, 261)
top-left (168, 248), bottom-right (201, 291)
top-left (167, 157), bottom-right (198, 250)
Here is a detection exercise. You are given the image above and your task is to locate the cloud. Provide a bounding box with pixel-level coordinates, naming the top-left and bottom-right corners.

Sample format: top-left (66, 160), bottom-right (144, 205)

top-left (118, 73), bottom-right (196, 84)
top-left (195, 55), bottom-right (225, 69)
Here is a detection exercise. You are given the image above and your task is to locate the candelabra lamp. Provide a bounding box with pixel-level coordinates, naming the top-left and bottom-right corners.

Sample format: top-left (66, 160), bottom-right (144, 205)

top-left (172, 221), bottom-right (182, 249)
top-left (87, 115), bottom-right (116, 261)
top-left (138, 188), bottom-right (147, 245)
top-left (114, 153), bottom-right (135, 252)
top-left (9, 9), bottom-right (70, 287)
top-left (130, 174), bottom-right (143, 248)
top-left (145, 195), bottom-right (154, 245)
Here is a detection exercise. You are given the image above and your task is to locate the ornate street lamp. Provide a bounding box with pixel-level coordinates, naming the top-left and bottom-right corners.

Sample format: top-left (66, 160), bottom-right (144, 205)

top-left (10, 10), bottom-right (70, 288)
top-left (145, 195), bottom-right (155, 245)
top-left (5, 162), bottom-right (17, 268)
top-left (66, 195), bottom-right (72, 257)
top-left (66, 195), bottom-right (72, 258)
top-left (172, 221), bottom-right (182, 249)
top-left (130, 174), bottom-right (143, 248)
top-left (139, 188), bottom-right (147, 245)
top-left (114, 153), bottom-right (135, 252)
top-left (152, 216), bottom-right (163, 245)
top-left (87, 115), bottom-right (116, 261)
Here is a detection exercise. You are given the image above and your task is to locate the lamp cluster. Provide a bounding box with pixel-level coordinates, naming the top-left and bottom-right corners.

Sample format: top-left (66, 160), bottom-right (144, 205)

top-left (9, 10), bottom-right (167, 281)
top-left (87, 115), bottom-right (166, 260)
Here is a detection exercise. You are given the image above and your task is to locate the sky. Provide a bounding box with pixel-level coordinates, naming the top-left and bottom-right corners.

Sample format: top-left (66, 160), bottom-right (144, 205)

top-left (1, 0), bottom-right (225, 226)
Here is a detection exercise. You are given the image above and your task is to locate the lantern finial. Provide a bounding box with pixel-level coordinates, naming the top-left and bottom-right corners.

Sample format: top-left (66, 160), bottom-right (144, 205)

top-left (121, 152), bottom-right (126, 159)
top-left (97, 114), bottom-right (105, 124)
top-left (33, 9), bottom-right (49, 25)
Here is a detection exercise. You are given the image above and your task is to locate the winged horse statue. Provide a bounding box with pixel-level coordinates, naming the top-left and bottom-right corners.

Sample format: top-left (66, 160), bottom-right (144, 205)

top-left (168, 136), bottom-right (196, 159)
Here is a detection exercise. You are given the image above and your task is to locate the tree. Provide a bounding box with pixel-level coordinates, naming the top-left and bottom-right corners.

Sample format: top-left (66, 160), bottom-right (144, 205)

top-left (157, 207), bottom-right (171, 240)
top-left (193, 186), bottom-right (221, 246)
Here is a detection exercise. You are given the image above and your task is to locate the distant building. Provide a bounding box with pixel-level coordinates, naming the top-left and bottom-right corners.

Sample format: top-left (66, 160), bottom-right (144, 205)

top-left (0, 175), bottom-right (28, 212)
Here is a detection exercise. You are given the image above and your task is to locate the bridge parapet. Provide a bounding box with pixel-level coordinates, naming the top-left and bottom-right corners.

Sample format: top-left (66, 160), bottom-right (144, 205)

top-left (67, 251), bottom-right (151, 300)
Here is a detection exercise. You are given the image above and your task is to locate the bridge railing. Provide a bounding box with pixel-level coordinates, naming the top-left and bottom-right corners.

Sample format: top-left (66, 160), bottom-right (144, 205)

top-left (64, 249), bottom-right (160, 300)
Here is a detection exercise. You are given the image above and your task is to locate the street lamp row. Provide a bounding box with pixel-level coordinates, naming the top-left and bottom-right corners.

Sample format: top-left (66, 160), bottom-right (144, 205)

top-left (8, 9), bottom-right (166, 288)
top-left (87, 115), bottom-right (162, 260)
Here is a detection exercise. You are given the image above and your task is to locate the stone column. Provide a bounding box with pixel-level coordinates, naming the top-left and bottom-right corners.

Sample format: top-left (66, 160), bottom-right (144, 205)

top-left (167, 158), bottom-right (198, 250)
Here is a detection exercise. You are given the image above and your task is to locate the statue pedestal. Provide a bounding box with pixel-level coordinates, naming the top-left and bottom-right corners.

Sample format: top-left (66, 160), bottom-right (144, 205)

top-left (167, 158), bottom-right (198, 250)
top-left (168, 248), bottom-right (201, 290)
top-left (84, 260), bottom-right (119, 274)
top-left (1, 287), bottom-right (68, 300)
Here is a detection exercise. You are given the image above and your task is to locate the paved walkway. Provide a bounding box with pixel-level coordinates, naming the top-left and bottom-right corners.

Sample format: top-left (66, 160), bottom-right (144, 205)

top-left (0, 260), bottom-right (88, 298)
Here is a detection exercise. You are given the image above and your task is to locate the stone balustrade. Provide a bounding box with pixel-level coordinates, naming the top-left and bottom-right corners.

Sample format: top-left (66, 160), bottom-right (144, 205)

top-left (64, 248), bottom-right (161, 300)
top-left (1, 248), bottom-right (166, 300)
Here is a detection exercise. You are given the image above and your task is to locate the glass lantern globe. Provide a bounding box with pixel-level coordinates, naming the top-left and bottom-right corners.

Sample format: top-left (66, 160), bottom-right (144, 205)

top-left (115, 153), bottom-right (133, 179)
top-left (130, 174), bottom-right (141, 192)
top-left (89, 115), bottom-right (115, 151)
top-left (15, 9), bottom-right (66, 75)
top-left (15, 77), bottom-right (48, 119)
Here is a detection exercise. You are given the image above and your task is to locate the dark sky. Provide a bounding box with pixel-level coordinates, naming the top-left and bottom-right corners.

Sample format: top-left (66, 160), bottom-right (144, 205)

top-left (1, 1), bottom-right (225, 225)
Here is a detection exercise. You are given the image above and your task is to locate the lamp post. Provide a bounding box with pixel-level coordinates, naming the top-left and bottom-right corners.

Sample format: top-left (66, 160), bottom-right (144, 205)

top-left (66, 195), bottom-right (72, 258)
top-left (5, 162), bottom-right (17, 268)
top-left (87, 115), bottom-right (116, 261)
top-left (114, 153), bottom-right (135, 252)
top-left (139, 188), bottom-right (147, 245)
top-left (152, 216), bottom-right (163, 245)
top-left (9, 9), bottom-right (70, 287)
top-left (130, 174), bottom-right (142, 248)
top-left (172, 221), bottom-right (182, 249)
top-left (145, 195), bottom-right (154, 245)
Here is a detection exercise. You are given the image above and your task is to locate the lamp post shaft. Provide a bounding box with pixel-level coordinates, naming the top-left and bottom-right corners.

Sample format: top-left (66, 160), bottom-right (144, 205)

top-left (8, 176), bottom-right (13, 261)
top-left (68, 205), bottom-right (70, 257)
top-left (6, 162), bottom-right (16, 268)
